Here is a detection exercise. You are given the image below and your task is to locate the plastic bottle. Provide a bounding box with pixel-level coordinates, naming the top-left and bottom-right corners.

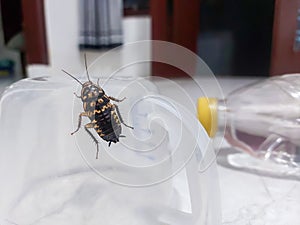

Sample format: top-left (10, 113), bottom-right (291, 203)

top-left (197, 74), bottom-right (300, 169)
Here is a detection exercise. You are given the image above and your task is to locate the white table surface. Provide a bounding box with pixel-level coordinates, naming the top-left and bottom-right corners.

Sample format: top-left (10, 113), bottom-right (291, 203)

top-left (216, 77), bottom-right (300, 225)
top-left (154, 76), bottom-right (300, 225)
top-left (1, 76), bottom-right (299, 225)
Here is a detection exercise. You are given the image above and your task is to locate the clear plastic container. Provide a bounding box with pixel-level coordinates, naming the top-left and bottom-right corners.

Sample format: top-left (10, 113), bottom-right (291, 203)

top-left (198, 74), bottom-right (300, 176)
top-left (0, 75), bottom-right (221, 225)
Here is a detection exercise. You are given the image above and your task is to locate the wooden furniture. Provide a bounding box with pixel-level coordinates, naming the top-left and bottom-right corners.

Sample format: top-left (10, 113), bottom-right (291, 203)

top-left (0, 0), bottom-right (48, 71)
top-left (22, 0), bottom-right (48, 64)
top-left (150, 0), bottom-right (200, 77)
top-left (271, 0), bottom-right (300, 75)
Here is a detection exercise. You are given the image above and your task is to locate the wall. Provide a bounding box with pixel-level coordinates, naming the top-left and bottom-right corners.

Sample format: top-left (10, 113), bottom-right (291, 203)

top-left (27, 0), bottom-right (151, 78)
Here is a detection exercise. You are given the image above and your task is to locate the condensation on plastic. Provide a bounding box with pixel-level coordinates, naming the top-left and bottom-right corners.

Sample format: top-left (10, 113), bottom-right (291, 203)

top-left (0, 76), bottom-right (221, 225)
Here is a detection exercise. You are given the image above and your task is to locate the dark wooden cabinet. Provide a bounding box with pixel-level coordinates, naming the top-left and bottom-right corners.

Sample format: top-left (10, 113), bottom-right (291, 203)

top-left (22, 0), bottom-right (48, 64)
top-left (271, 0), bottom-right (300, 75)
top-left (0, 0), bottom-right (48, 65)
top-left (150, 0), bottom-right (200, 77)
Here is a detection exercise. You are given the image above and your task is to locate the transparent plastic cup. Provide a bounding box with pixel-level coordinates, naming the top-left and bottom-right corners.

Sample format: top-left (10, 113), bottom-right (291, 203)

top-left (0, 76), bottom-right (220, 225)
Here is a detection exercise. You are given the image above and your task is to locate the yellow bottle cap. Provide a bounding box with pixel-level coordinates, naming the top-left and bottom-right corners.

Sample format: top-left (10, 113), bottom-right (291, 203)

top-left (197, 97), bottom-right (218, 137)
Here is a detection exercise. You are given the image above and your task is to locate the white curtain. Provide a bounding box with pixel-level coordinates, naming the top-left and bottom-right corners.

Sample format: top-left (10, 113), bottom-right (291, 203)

top-left (79, 0), bottom-right (123, 49)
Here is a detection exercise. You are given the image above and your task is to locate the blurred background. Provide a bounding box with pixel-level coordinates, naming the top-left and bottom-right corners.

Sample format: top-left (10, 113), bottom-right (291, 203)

top-left (0, 0), bottom-right (299, 82)
top-left (1, 2), bottom-right (300, 224)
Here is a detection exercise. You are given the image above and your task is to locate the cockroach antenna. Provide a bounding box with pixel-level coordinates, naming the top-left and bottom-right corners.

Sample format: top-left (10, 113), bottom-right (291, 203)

top-left (61, 69), bottom-right (83, 85)
top-left (84, 53), bottom-right (91, 82)
top-left (67, 53), bottom-right (133, 159)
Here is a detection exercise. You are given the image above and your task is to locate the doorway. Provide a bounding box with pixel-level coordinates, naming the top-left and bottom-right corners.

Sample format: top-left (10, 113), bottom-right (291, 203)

top-left (198, 0), bottom-right (275, 76)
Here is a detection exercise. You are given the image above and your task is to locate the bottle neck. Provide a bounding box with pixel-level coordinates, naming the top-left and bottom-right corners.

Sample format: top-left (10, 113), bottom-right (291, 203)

top-left (197, 97), bottom-right (227, 138)
top-left (216, 99), bottom-right (227, 135)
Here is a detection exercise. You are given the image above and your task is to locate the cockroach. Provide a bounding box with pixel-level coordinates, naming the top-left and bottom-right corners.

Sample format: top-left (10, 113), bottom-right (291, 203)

top-left (62, 54), bottom-right (133, 159)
